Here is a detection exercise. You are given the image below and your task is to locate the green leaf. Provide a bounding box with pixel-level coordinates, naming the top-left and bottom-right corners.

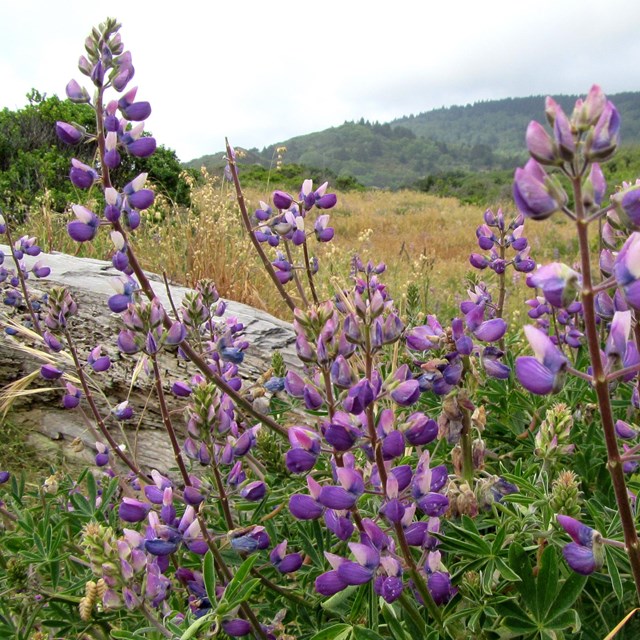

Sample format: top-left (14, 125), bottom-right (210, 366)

top-left (502, 616), bottom-right (538, 634)
top-left (492, 524), bottom-right (507, 554)
top-left (228, 578), bottom-right (260, 607)
top-left (110, 631), bottom-right (141, 639)
top-left (381, 603), bottom-right (411, 640)
top-left (308, 623), bottom-right (352, 640)
top-left (322, 585), bottom-right (357, 616)
top-left (180, 611), bottom-right (215, 640)
top-left (550, 572), bottom-right (587, 615)
top-left (496, 599), bottom-right (535, 624)
top-left (545, 608), bottom-right (581, 633)
top-left (349, 583), bottom-right (368, 621)
top-left (203, 550), bottom-right (217, 606)
top-left (535, 545), bottom-right (558, 621)
top-left (494, 557), bottom-right (521, 582)
top-left (352, 627), bottom-right (385, 640)
top-left (86, 470), bottom-right (97, 505)
top-left (605, 546), bottom-right (624, 604)
top-left (222, 554), bottom-right (259, 603)
top-left (508, 543), bottom-right (536, 607)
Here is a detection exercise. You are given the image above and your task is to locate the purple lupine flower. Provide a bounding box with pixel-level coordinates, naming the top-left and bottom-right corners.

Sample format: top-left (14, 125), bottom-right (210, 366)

top-left (427, 571), bottom-right (456, 605)
top-left (549, 99), bottom-right (575, 161)
top-left (529, 263), bottom-right (581, 308)
top-left (68, 205), bottom-right (99, 242)
top-left (390, 379), bottom-right (421, 407)
top-left (171, 381), bottom-right (192, 397)
top-left (615, 420), bottom-right (637, 440)
top-left (65, 79), bottom-right (90, 103)
top-left (56, 122), bottom-right (83, 145)
top-left (582, 163), bottom-right (606, 209)
top-left (230, 526), bottom-right (270, 552)
top-left (240, 481), bottom-right (267, 502)
top-left (127, 136), bottom-right (156, 158)
top-left (289, 477), bottom-right (324, 520)
top-left (557, 515), bottom-right (595, 547)
top-left (515, 325), bottom-right (568, 395)
top-left (513, 158), bottom-right (567, 220)
top-left (557, 514), bottom-right (604, 575)
top-left (40, 364), bottom-right (63, 380)
top-left (69, 159), bottom-right (98, 189)
top-left (401, 412), bottom-right (438, 446)
top-left (343, 378), bottom-right (375, 414)
top-left (525, 120), bottom-right (557, 165)
top-left (119, 497), bottom-right (151, 523)
top-left (585, 100), bottom-right (620, 161)
top-left (0, 471), bottom-right (10, 484)
top-left (222, 619), bottom-right (252, 637)
top-left (325, 510), bottom-right (354, 541)
top-left (417, 493), bottom-right (449, 517)
top-left (614, 232), bottom-right (640, 309)
top-left (270, 540), bottom-right (303, 574)
top-left (273, 190), bottom-right (294, 210)
top-left (94, 442), bottom-right (109, 467)
top-left (87, 345), bottom-right (111, 372)
top-left (612, 183), bottom-right (640, 227)
top-left (62, 382), bottom-right (82, 408)
top-left (562, 544), bottom-right (600, 575)
top-left (315, 570), bottom-right (348, 596)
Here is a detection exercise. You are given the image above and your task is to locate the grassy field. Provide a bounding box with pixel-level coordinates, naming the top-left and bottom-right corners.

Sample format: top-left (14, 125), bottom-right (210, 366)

top-left (21, 171), bottom-right (579, 320)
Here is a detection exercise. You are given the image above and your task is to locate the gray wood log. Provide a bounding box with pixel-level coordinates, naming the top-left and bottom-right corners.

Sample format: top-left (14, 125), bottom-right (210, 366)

top-left (0, 244), bottom-right (296, 473)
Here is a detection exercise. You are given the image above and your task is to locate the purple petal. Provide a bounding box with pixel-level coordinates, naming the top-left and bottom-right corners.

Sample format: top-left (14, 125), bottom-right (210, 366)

top-left (289, 494), bottom-right (324, 520)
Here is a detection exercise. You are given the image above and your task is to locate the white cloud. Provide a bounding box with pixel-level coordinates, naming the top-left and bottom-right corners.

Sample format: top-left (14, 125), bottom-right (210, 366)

top-left (1, 0), bottom-right (640, 161)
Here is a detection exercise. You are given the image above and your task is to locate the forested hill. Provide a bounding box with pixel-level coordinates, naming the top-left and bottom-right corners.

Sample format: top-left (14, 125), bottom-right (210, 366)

top-left (187, 92), bottom-right (640, 190)
top-left (390, 93), bottom-right (640, 156)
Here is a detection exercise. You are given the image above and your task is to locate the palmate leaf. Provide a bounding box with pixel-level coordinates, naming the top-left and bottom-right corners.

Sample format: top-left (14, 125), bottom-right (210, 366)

top-left (203, 550), bottom-right (217, 606)
top-left (535, 545), bottom-right (559, 621)
top-left (308, 623), bottom-right (352, 640)
top-left (381, 602), bottom-right (412, 640)
top-left (508, 543), bottom-right (536, 607)
top-left (545, 608), bottom-right (581, 633)
top-left (352, 627), bottom-right (386, 640)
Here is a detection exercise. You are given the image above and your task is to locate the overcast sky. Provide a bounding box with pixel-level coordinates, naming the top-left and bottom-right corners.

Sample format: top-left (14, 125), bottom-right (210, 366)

top-left (1, 0), bottom-right (639, 163)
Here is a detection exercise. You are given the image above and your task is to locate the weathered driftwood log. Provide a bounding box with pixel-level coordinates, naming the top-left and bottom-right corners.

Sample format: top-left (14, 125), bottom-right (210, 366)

top-left (0, 245), bottom-right (296, 473)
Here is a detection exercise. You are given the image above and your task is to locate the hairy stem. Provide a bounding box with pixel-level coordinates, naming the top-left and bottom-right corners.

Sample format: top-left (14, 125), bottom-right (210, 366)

top-left (150, 353), bottom-right (191, 486)
top-left (64, 328), bottom-right (148, 481)
top-left (225, 139), bottom-right (296, 313)
top-left (573, 174), bottom-right (640, 600)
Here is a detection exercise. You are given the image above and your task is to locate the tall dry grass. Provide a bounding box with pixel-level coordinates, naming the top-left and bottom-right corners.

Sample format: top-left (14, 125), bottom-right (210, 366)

top-left (19, 171), bottom-right (578, 320)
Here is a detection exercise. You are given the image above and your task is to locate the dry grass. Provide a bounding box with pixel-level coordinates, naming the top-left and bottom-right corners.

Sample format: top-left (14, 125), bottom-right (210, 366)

top-left (18, 172), bottom-right (579, 321)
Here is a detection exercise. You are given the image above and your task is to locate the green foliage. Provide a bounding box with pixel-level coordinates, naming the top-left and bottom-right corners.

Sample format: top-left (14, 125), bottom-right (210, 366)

top-left (0, 90), bottom-right (194, 219)
top-left (188, 91), bottom-right (640, 207)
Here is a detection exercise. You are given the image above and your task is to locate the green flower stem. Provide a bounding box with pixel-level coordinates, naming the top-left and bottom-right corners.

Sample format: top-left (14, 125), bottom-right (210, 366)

top-left (250, 567), bottom-right (309, 607)
top-left (196, 513), bottom-right (269, 640)
top-left (573, 175), bottom-right (640, 600)
top-left (206, 436), bottom-right (235, 531)
top-left (393, 522), bottom-right (443, 629)
top-left (397, 591), bottom-right (428, 633)
top-left (460, 405), bottom-right (474, 486)
top-left (140, 602), bottom-right (174, 638)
